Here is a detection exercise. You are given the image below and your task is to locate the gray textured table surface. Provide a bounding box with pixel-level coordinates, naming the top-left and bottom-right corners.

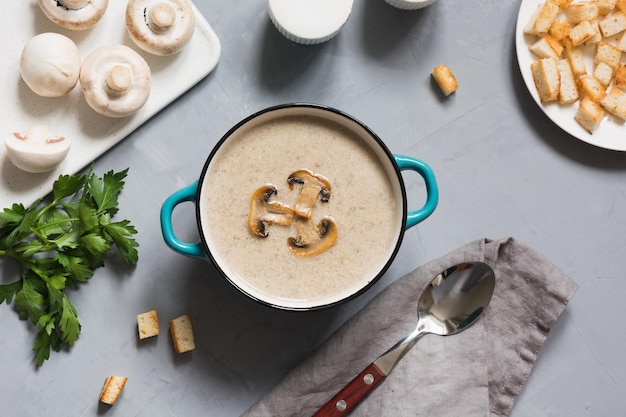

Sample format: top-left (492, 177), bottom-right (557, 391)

top-left (2, 0), bottom-right (625, 416)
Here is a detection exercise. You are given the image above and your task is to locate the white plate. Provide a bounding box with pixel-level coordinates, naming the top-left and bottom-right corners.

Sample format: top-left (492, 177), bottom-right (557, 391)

top-left (0, 1), bottom-right (221, 207)
top-left (516, 0), bottom-right (626, 151)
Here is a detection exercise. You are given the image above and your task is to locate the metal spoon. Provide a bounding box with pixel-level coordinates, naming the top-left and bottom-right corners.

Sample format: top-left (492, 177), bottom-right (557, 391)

top-left (313, 261), bottom-right (496, 417)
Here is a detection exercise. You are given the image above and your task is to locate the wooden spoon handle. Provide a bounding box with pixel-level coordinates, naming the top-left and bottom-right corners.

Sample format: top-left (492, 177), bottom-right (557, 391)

top-left (312, 362), bottom-right (386, 417)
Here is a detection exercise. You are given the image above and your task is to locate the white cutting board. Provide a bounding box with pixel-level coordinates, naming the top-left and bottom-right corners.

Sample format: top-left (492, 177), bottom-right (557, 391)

top-left (0, 1), bottom-right (220, 207)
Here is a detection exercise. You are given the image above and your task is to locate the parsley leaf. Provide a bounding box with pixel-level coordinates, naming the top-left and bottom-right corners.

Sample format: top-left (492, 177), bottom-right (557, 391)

top-left (0, 168), bottom-right (138, 366)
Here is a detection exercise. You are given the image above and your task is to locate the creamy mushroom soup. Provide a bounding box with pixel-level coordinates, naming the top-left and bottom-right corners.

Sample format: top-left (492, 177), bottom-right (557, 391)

top-left (200, 112), bottom-right (402, 306)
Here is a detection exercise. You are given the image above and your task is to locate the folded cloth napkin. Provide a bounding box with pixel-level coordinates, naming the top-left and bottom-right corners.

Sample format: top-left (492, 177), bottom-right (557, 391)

top-left (241, 237), bottom-right (579, 417)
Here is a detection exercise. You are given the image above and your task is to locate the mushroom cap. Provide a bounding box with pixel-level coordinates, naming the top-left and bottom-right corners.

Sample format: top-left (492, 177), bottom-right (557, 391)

top-left (20, 32), bottom-right (81, 98)
top-left (79, 45), bottom-right (152, 118)
top-left (5, 125), bottom-right (71, 173)
top-left (38, 0), bottom-right (109, 31)
top-left (126, 0), bottom-right (196, 56)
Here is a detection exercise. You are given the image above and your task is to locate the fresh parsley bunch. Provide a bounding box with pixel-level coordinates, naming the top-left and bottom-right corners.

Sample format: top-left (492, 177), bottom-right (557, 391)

top-left (0, 168), bottom-right (139, 366)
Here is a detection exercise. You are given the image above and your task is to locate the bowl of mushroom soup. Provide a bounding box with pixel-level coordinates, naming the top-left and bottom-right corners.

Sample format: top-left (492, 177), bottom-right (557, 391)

top-left (160, 103), bottom-right (438, 310)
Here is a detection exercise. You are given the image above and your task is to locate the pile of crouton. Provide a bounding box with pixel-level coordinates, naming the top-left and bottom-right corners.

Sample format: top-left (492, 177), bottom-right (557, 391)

top-left (525, 0), bottom-right (626, 133)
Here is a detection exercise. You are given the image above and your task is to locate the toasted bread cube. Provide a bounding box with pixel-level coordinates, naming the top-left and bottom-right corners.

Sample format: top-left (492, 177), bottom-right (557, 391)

top-left (431, 65), bottom-right (458, 96)
top-left (570, 20), bottom-right (599, 45)
top-left (617, 30), bottom-right (626, 51)
top-left (599, 11), bottom-right (626, 37)
top-left (598, 0), bottom-right (617, 15)
top-left (170, 314), bottom-right (195, 353)
top-left (558, 59), bottom-right (580, 103)
top-left (137, 310), bottom-right (159, 339)
top-left (531, 58), bottom-right (561, 102)
top-left (596, 41), bottom-right (622, 67)
top-left (549, 18), bottom-right (571, 40)
top-left (600, 87), bottom-right (626, 120)
top-left (565, 2), bottom-right (600, 25)
top-left (563, 38), bottom-right (588, 77)
top-left (99, 376), bottom-right (128, 406)
top-left (578, 74), bottom-right (608, 101)
top-left (552, 0), bottom-right (574, 9)
top-left (575, 96), bottom-right (606, 133)
top-left (584, 21), bottom-right (603, 45)
top-left (525, 1), bottom-right (561, 36)
top-left (594, 61), bottom-right (615, 88)
top-left (529, 34), bottom-right (564, 58)
top-left (614, 64), bottom-right (626, 89)
top-left (617, 0), bottom-right (626, 13)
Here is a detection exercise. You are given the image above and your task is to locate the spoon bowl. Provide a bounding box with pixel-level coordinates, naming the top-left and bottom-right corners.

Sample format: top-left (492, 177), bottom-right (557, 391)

top-left (313, 261), bottom-right (496, 417)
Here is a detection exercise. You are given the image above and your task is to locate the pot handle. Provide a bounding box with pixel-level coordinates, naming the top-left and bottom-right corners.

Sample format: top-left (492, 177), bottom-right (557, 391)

top-left (160, 181), bottom-right (207, 260)
top-left (393, 154), bottom-right (438, 229)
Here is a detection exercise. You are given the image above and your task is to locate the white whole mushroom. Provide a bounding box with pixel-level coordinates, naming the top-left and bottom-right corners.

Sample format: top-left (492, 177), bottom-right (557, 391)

top-left (126, 0), bottom-right (196, 56)
top-left (38, 0), bottom-right (109, 31)
top-left (5, 125), bottom-right (71, 173)
top-left (20, 33), bottom-right (81, 98)
top-left (79, 45), bottom-right (151, 118)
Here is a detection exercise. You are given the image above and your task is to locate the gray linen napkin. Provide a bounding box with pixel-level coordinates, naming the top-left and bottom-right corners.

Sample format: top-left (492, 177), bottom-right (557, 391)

top-left (241, 237), bottom-right (579, 417)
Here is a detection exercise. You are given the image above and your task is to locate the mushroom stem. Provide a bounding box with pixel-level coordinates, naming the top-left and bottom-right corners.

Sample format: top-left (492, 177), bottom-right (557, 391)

top-left (106, 65), bottom-right (133, 93)
top-left (287, 170), bottom-right (332, 218)
top-left (148, 2), bottom-right (176, 32)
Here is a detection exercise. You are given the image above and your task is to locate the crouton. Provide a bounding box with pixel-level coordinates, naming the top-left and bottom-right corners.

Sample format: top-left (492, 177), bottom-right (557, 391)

top-left (558, 59), bottom-right (580, 103)
top-left (525, 1), bottom-right (561, 36)
top-left (431, 64), bottom-right (458, 96)
top-left (552, 0), bottom-right (574, 9)
top-left (600, 87), bottom-right (626, 120)
top-left (596, 41), bottom-right (622, 67)
top-left (593, 61), bottom-right (615, 88)
top-left (617, 0), bottom-right (626, 13)
top-left (617, 30), bottom-right (626, 51)
top-left (137, 310), bottom-right (159, 340)
top-left (614, 64), bottom-right (626, 89)
top-left (565, 1), bottom-right (600, 25)
top-left (99, 376), bottom-right (128, 406)
top-left (570, 20), bottom-right (599, 45)
top-left (599, 11), bottom-right (626, 37)
top-left (584, 21), bottom-right (603, 44)
top-left (563, 37), bottom-right (588, 77)
top-left (170, 314), bottom-right (195, 353)
top-left (598, 0), bottom-right (617, 15)
top-left (549, 18), bottom-right (572, 40)
top-left (578, 74), bottom-right (607, 101)
top-left (529, 34), bottom-right (564, 58)
top-left (575, 96), bottom-right (606, 133)
top-left (531, 58), bottom-right (561, 102)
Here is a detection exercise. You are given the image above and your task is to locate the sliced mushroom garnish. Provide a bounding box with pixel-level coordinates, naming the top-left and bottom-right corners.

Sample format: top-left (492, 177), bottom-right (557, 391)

top-left (125, 0), bottom-right (196, 56)
top-left (5, 125), bottom-right (71, 173)
top-left (38, 0), bottom-right (109, 30)
top-left (79, 45), bottom-right (151, 118)
top-left (248, 185), bottom-right (295, 238)
top-left (288, 216), bottom-right (338, 257)
top-left (287, 169), bottom-right (331, 218)
top-left (20, 33), bottom-right (81, 98)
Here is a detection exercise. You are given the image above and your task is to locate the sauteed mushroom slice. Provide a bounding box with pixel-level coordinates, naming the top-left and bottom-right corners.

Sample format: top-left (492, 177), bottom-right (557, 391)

top-left (248, 185), bottom-right (295, 238)
top-left (79, 45), bottom-right (151, 118)
top-left (38, 0), bottom-right (109, 30)
top-left (288, 216), bottom-right (337, 257)
top-left (125, 0), bottom-right (196, 56)
top-left (287, 170), bottom-right (331, 218)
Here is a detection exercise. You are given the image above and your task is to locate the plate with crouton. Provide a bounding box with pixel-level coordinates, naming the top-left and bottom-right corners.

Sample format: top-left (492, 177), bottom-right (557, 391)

top-left (516, 0), bottom-right (626, 151)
